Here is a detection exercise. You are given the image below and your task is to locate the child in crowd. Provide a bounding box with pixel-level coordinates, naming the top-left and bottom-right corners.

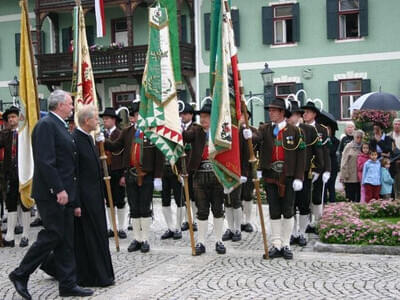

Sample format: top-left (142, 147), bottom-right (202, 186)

top-left (357, 142), bottom-right (370, 203)
top-left (362, 150), bottom-right (381, 203)
top-left (380, 158), bottom-right (394, 199)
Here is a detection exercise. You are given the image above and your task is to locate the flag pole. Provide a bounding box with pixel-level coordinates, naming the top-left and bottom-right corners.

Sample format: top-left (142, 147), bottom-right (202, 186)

top-left (98, 141), bottom-right (120, 252)
top-left (240, 94), bottom-right (269, 259)
top-left (180, 154), bottom-right (196, 256)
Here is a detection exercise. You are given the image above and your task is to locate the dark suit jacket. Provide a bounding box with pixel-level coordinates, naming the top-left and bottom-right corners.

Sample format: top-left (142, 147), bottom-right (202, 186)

top-left (0, 129), bottom-right (18, 180)
top-left (254, 122), bottom-right (306, 180)
top-left (104, 125), bottom-right (163, 178)
top-left (31, 113), bottom-right (78, 206)
top-left (182, 123), bottom-right (206, 173)
top-left (315, 123), bottom-right (331, 173)
top-left (299, 123), bottom-right (324, 173)
top-left (106, 127), bottom-right (124, 171)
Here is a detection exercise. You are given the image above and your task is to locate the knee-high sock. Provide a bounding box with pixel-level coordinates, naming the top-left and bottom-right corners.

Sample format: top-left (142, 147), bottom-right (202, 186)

top-left (312, 204), bottom-right (323, 223)
top-left (132, 218), bottom-right (142, 242)
top-left (176, 207), bottom-right (185, 231)
top-left (117, 207), bottom-right (127, 231)
top-left (281, 217), bottom-right (295, 248)
top-left (292, 215), bottom-right (298, 237)
top-left (21, 211), bottom-right (31, 239)
top-left (269, 219), bottom-right (282, 249)
top-left (191, 202), bottom-right (198, 224)
top-left (105, 207), bottom-right (113, 230)
top-left (213, 217), bottom-right (224, 243)
top-left (5, 211), bottom-right (17, 241)
top-left (299, 214), bottom-right (309, 235)
top-left (197, 220), bottom-right (208, 245)
top-left (225, 207), bottom-right (234, 231)
top-left (140, 217), bottom-right (152, 242)
top-left (233, 208), bottom-right (242, 233)
top-left (162, 206), bottom-right (174, 231)
top-left (243, 201), bottom-right (253, 224)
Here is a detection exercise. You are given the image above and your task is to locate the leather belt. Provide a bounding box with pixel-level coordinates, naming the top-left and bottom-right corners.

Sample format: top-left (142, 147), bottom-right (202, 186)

top-left (198, 160), bottom-right (213, 172)
top-left (271, 161), bottom-right (284, 174)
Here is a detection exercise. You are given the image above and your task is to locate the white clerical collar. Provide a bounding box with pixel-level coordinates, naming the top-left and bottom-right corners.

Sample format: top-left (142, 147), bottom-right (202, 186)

top-left (77, 127), bottom-right (90, 136)
top-left (50, 111), bottom-right (67, 127)
top-left (272, 120), bottom-right (287, 131)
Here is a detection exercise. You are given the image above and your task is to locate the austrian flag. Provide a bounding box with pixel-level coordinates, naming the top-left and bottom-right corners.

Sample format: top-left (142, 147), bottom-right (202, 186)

top-left (95, 0), bottom-right (106, 38)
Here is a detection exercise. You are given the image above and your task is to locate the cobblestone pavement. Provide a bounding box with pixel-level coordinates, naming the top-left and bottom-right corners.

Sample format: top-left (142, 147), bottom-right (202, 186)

top-left (1, 199), bottom-right (400, 299)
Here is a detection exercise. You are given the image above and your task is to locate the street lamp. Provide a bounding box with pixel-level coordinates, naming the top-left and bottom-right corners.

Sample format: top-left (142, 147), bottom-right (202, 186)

top-left (8, 76), bottom-right (19, 106)
top-left (260, 63), bottom-right (274, 121)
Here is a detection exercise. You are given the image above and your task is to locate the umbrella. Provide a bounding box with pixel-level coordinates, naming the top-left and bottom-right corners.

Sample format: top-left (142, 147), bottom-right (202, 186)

top-left (349, 92), bottom-right (400, 111)
top-left (316, 110), bottom-right (338, 131)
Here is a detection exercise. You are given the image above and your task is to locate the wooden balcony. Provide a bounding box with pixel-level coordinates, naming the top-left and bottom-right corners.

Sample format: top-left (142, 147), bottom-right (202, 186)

top-left (36, 0), bottom-right (145, 12)
top-left (36, 44), bottom-right (195, 84)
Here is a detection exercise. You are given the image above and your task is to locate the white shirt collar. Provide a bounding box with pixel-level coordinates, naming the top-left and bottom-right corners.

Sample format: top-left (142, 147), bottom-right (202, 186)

top-left (77, 127), bottom-right (90, 136)
top-left (183, 120), bottom-right (192, 130)
top-left (272, 120), bottom-right (287, 131)
top-left (295, 121), bottom-right (301, 127)
top-left (50, 111), bottom-right (68, 126)
top-left (107, 126), bottom-right (116, 135)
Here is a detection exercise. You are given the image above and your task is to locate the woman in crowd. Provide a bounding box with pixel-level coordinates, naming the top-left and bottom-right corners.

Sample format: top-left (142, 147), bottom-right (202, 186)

top-left (357, 142), bottom-right (370, 203)
top-left (369, 123), bottom-right (394, 158)
top-left (340, 130), bottom-right (364, 202)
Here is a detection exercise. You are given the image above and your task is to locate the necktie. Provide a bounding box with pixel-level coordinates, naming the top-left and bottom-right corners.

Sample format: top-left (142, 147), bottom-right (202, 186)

top-left (273, 125), bottom-right (279, 137)
top-left (105, 130), bottom-right (110, 138)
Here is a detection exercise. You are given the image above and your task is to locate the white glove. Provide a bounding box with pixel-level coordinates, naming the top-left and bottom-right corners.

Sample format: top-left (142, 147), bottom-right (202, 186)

top-left (312, 172), bottom-right (320, 183)
top-left (292, 179), bottom-right (303, 191)
top-left (243, 128), bottom-right (252, 140)
top-left (178, 175), bottom-right (185, 187)
top-left (96, 132), bottom-right (105, 142)
top-left (153, 178), bottom-right (162, 191)
top-left (322, 172), bottom-right (331, 183)
top-left (240, 176), bottom-right (247, 183)
top-left (257, 171), bottom-right (262, 179)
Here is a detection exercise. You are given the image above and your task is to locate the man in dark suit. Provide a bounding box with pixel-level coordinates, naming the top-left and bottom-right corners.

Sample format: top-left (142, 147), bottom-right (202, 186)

top-left (9, 90), bottom-right (93, 299)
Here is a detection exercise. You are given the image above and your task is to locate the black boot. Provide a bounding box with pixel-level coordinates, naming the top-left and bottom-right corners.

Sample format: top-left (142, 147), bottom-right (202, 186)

top-left (215, 241), bottom-right (226, 254)
top-left (127, 240), bottom-right (142, 252)
top-left (268, 246), bottom-right (282, 259)
top-left (222, 229), bottom-right (233, 241)
top-left (282, 246), bottom-right (293, 260)
top-left (9, 271), bottom-right (31, 300)
top-left (232, 230), bottom-right (242, 242)
top-left (161, 229), bottom-right (174, 240)
top-left (195, 243), bottom-right (206, 255)
top-left (173, 230), bottom-right (182, 240)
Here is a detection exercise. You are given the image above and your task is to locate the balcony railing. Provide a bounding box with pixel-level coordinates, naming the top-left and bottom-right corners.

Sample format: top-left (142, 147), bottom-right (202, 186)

top-left (36, 44), bottom-right (195, 82)
top-left (37, 0), bottom-right (140, 11)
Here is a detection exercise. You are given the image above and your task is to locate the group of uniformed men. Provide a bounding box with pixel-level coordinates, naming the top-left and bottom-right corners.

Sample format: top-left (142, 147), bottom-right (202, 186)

top-left (0, 95), bottom-right (331, 260)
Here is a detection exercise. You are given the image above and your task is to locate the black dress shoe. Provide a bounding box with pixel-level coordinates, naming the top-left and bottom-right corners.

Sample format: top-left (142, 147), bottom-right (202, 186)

top-left (192, 223), bottom-right (198, 232)
top-left (15, 225), bottom-right (23, 235)
top-left (181, 221), bottom-right (189, 231)
top-left (305, 224), bottom-right (317, 234)
top-left (59, 285), bottom-right (94, 297)
top-left (232, 230), bottom-right (242, 242)
top-left (161, 229), bottom-right (174, 240)
top-left (118, 230), bottom-right (127, 239)
top-left (298, 234), bottom-right (307, 246)
top-left (140, 241), bottom-right (150, 253)
top-left (3, 239), bottom-right (15, 247)
top-left (9, 271), bottom-right (31, 300)
top-left (195, 243), bottom-right (206, 255)
top-left (222, 229), bottom-right (233, 241)
top-left (107, 229), bottom-right (114, 238)
top-left (127, 240), bottom-right (142, 252)
top-left (290, 235), bottom-right (299, 245)
top-left (282, 246), bottom-right (293, 260)
top-left (173, 230), bottom-right (182, 240)
top-left (241, 223), bottom-right (253, 233)
top-left (268, 246), bottom-right (283, 259)
top-left (20, 237), bottom-right (29, 248)
top-left (215, 241), bottom-right (226, 254)
top-left (30, 217), bottom-right (42, 227)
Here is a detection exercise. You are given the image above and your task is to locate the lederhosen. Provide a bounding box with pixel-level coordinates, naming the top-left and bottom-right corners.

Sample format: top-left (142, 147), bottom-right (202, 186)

top-left (240, 126), bottom-right (256, 203)
top-left (161, 160), bottom-right (183, 208)
top-left (311, 124), bottom-right (331, 205)
top-left (295, 123), bottom-right (324, 215)
top-left (193, 131), bottom-right (224, 221)
top-left (104, 129), bottom-right (126, 209)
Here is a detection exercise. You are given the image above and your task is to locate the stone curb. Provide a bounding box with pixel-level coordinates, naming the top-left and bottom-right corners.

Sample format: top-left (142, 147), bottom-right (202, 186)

top-left (313, 241), bottom-right (400, 255)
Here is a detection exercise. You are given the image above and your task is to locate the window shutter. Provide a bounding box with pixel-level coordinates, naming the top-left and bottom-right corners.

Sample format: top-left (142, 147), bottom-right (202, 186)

top-left (295, 83), bottom-right (304, 104)
top-left (231, 8), bottom-right (240, 47)
top-left (40, 31), bottom-right (45, 54)
top-left (204, 13), bottom-right (211, 51)
top-left (181, 15), bottom-right (188, 43)
top-left (328, 81), bottom-right (340, 119)
top-left (361, 79), bottom-right (371, 94)
top-left (359, 0), bottom-right (368, 37)
top-left (86, 26), bottom-right (94, 47)
top-left (262, 6), bottom-right (273, 45)
top-left (62, 27), bottom-right (71, 53)
top-left (292, 3), bottom-right (300, 42)
top-left (15, 33), bottom-right (20, 66)
top-left (206, 88), bottom-right (211, 97)
top-left (326, 0), bottom-right (338, 40)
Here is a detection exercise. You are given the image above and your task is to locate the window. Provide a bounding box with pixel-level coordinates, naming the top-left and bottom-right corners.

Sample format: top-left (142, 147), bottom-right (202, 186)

top-left (340, 79), bottom-right (361, 119)
top-left (112, 91), bottom-right (136, 109)
top-left (111, 18), bottom-right (128, 46)
top-left (327, 0), bottom-right (368, 40)
top-left (15, 31), bottom-right (45, 66)
top-left (273, 5), bottom-right (294, 44)
top-left (275, 83), bottom-right (296, 99)
top-left (338, 0), bottom-right (360, 39)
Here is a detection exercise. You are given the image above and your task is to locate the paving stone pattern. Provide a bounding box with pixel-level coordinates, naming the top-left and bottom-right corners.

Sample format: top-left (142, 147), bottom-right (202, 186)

top-left (1, 199), bottom-right (400, 299)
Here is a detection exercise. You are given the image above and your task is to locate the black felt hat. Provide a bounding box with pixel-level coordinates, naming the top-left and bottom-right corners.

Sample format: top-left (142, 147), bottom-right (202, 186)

top-left (180, 101), bottom-right (195, 114)
top-left (3, 106), bottom-right (20, 121)
top-left (129, 101), bottom-right (140, 116)
top-left (100, 107), bottom-right (122, 122)
top-left (301, 101), bottom-right (321, 115)
top-left (267, 98), bottom-right (291, 117)
top-left (195, 99), bottom-right (212, 114)
top-left (289, 100), bottom-right (304, 114)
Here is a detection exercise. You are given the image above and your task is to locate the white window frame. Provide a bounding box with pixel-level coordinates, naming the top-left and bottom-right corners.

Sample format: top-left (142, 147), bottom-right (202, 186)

top-left (272, 4), bottom-right (294, 45)
top-left (338, 0), bottom-right (361, 40)
top-left (339, 78), bottom-right (362, 120)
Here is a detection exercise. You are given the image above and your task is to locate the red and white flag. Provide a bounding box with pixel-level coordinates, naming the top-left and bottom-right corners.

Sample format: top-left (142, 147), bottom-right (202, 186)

top-left (95, 0), bottom-right (105, 38)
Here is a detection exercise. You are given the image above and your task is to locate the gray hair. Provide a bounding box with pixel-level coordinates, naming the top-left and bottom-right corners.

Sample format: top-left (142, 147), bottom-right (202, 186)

top-left (394, 118), bottom-right (400, 124)
top-left (353, 129), bottom-right (364, 138)
top-left (48, 90), bottom-right (70, 111)
top-left (345, 121), bottom-right (355, 128)
top-left (77, 105), bottom-right (97, 127)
